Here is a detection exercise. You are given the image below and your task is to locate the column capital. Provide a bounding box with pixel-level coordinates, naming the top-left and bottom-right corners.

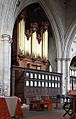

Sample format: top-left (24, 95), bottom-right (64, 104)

top-left (0, 34), bottom-right (13, 43)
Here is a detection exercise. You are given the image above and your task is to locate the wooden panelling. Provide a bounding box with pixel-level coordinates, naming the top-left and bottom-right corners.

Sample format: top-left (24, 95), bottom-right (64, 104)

top-left (11, 65), bottom-right (62, 102)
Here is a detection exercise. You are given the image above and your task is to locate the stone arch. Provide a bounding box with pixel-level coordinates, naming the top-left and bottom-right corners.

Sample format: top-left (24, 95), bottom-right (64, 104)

top-left (12, 0), bottom-right (62, 59)
top-left (63, 18), bottom-right (76, 91)
top-left (65, 24), bottom-right (76, 76)
top-left (64, 18), bottom-right (76, 59)
top-left (70, 52), bottom-right (76, 61)
top-left (70, 54), bottom-right (76, 66)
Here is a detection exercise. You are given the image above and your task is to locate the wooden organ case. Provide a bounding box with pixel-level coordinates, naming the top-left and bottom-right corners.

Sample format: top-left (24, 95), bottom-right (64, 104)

top-left (12, 10), bottom-right (51, 102)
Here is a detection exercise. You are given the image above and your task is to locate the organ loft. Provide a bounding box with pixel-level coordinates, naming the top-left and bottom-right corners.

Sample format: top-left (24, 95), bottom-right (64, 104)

top-left (12, 10), bottom-right (50, 71)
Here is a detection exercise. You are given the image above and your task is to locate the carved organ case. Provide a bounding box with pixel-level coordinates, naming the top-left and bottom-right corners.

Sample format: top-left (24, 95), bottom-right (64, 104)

top-left (17, 10), bottom-right (49, 71)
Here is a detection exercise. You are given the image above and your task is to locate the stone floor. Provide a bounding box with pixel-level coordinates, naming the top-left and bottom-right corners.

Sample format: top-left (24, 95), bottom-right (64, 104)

top-left (17, 103), bottom-right (70, 119)
top-left (19, 108), bottom-right (71, 119)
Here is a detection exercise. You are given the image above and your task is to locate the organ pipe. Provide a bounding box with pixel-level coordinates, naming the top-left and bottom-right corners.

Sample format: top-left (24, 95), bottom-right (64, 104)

top-left (18, 19), bottom-right (48, 60)
top-left (32, 31), bottom-right (37, 57)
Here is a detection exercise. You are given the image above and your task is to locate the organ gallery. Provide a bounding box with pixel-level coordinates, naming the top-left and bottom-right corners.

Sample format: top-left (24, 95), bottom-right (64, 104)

top-left (14, 10), bottom-right (49, 71)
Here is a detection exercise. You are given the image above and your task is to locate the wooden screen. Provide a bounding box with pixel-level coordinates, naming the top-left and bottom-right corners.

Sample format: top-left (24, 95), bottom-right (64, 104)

top-left (11, 66), bottom-right (62, 99)
top-left (24, 69), bottom-right (62, 97)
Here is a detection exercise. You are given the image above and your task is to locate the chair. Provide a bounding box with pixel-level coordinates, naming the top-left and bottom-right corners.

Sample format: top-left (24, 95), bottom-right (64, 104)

top-left (63, 101), bottom-right (73, 117)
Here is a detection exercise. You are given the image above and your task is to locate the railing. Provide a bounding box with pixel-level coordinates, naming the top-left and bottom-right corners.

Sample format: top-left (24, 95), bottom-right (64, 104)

top-left (11, 65), bottom-right (62, 98)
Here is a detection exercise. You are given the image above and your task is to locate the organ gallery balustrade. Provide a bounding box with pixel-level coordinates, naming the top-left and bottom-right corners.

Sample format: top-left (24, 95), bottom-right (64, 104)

top-left (11, 65), bottom-right (62, 101)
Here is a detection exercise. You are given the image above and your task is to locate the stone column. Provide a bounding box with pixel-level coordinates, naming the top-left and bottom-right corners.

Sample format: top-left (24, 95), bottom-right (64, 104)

top-left (56, 58), bottom-right (62, 73)
top-left (56, 58), bottom-right (66, 94)
top-left (0, 34), bottom-right (12, 96)
top-left (56, 58), bottom-right (70, 94)
top-left (65, 58), bottom-right (70, 91)
top-left (62, 58), bottom-right (67, 94)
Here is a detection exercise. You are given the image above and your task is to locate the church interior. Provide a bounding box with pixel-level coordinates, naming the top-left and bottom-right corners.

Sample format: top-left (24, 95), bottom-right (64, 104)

top-left (0, 0), bottom-right (76, 118)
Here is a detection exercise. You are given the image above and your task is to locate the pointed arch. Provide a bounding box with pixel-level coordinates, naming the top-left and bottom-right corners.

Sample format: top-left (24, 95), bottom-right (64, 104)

top-left (64, 18), bottom-right (76, 59)
top-left (12, 0), bottom-right (62, 59)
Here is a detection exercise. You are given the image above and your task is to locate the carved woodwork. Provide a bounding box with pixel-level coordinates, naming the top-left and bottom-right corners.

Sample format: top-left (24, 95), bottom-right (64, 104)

top-left (17, 55), bottom-right (48, 70)
top-left (11, 66), bottom-right (62, 101)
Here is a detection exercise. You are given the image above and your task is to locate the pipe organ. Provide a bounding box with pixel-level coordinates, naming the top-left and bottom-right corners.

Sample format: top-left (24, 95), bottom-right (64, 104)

top-left (42, 24), bottom-right (48, 59)
top-left (31, 23), bottom-right (38, 57)
top-left (17, 13), bottom-right (49, 70)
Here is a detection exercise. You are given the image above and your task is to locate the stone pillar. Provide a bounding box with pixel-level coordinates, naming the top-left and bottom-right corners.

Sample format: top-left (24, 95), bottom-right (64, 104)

top-left (62, 58), bottom-right (66, 94)
top-left (56, 58), bottom-right (62, 73)
top-left (65, 58), bottom-right (70, 91)
top-left (56, 58), bottom-right (70, 94)
top-left (56, 58), bottom-right (66, 94)
top-left (0, 34), bottom-right (12, 96)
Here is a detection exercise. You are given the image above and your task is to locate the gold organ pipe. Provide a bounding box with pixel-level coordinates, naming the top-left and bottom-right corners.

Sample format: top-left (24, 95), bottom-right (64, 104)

top-left (24, 34), bottom-right (27, 54)
top-left (43, 31), bottom-right (45, 58)
top-left (20, 20), bottom-right (23, 51)
top-left (37, 41), bottom-right (42, 57)
top-left (28, 36), bottom-right (31, 55)
top-left (17, 23), bottom-right (20, 54)
top-left (18, 18), bottom-right (32, 56)
top-left (45, 30), bottom-right (48, 59)
top-left (18, 19), bottom-right (48, 59)
top-left (20, 19), bottom-right (25, 54)
top-left (18, 22), bottom-right (21, 52)
top-left (32, 31), bottom-right (37, 57)
top-left (43, 30), bottom-right (48, 59)
top-left (24, 36), bottom-right (31, 55)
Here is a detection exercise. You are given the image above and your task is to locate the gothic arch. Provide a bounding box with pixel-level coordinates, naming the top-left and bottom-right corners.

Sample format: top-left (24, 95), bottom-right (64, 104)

top-left (12, 0), bottom-right (62, 59)
top-left (70, 53), bottom-right (76, 62)
top-left (64, 18), bottom-right (76, 59)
